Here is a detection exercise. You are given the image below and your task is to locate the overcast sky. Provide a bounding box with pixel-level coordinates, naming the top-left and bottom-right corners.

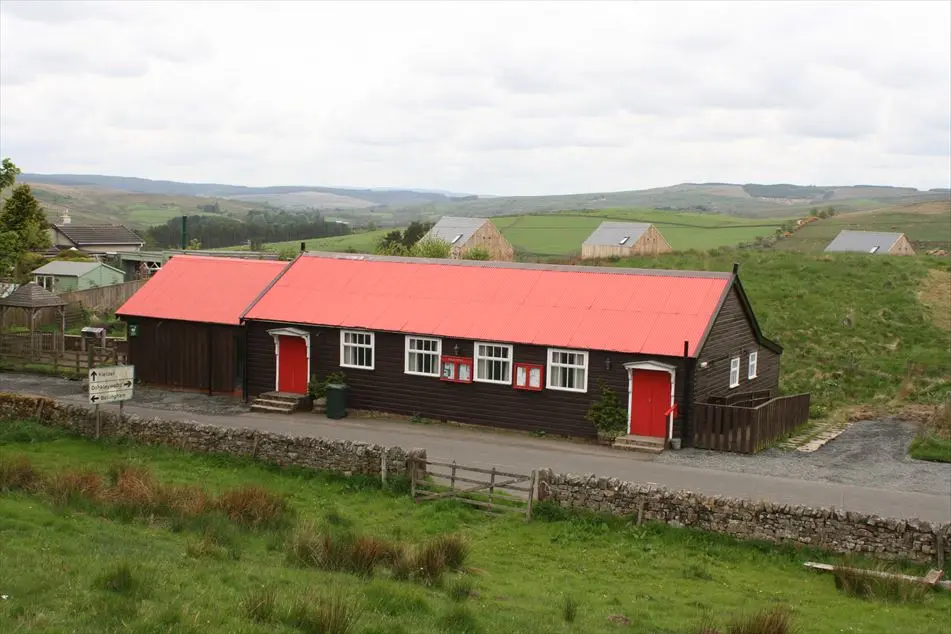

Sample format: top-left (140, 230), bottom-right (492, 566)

top-left (1, 1), bottom-right (949, 195)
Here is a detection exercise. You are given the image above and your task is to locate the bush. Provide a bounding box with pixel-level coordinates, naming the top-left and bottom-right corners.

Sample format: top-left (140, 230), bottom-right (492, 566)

top-left (309, 371), bottom-right (348, 399)
top-left (585, 381), bottom-right (627, 435)
top-left (410, 237), bottom-right (451, 259)
top-left (462, 247), bottom-right (490, 261)
top-left (285, 590), bottom-right (362, 634)
top-left (46, 469), bottom-right (103, 506)
top-left (0, 454), bottom-right (38, 491)
top-left (423, 533), bottom-right (469, 571)
top-left (241, 587), bottom-right (278, 623)
top-left (832, 563), bottom-right (929, 603)
top-left (216, 484), bottom-right (289, 529)
top-left (286, 522), bottom-right (397, 577)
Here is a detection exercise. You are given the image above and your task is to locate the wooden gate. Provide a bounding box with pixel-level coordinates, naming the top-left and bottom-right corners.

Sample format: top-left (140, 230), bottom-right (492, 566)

top-left (409, 457), bottom-right (537, 520)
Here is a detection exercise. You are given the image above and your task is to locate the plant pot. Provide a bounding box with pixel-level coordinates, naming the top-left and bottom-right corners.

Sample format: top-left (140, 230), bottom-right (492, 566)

top-left (669, 437), bottom-right (682, 450)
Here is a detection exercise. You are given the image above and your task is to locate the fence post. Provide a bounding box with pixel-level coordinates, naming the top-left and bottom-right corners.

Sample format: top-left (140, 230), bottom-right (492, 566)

top-left (380, 451), bottom-right (388, 488)
top-left (525, 469), bottom-right (537, 522)
top-left (488, 466), bottom-right (496, 510)
top-left (450, 460), bottom-right (457, 491)
top-left (409, 457), bottom-right (417, 501)
top-left (95, 404), bottom-right (101, 440)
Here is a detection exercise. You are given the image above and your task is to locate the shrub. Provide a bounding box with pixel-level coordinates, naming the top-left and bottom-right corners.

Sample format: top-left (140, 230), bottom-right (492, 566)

top-left (562, 595), bottom-right (579, 622)
top-left (286, 523), bottom-right (396, 577)
top-left (286, 521), bottom-right (324, 567)
top-left (286, 591), bottom-right (362, 634)
top-left (216, 484), bottom-right (289, 529)
top-left (0, 454), bottom-right (38, 491)
top-left (241, 587), bottom-right (278, 623)
top-left (726, 607), bottom-right (795, 634)
top-left (448, 578), bottom-right (473, 602)
top-left (424, 533), bottom-right (469, 571)
top-left (410, 237), bottom-right (451, 259)
top-left (463, 247), bottom-right (490, 261)
top-left (585, 382), bottom-right (627, 434)
top-left (412, 540), bottom-right (448, 585)
top-left (832, 563), bottom-right (929, 603)
top-left (309, 371), bottom-right (348, 399)
top-left (45, 469), bottom-right (103, 505)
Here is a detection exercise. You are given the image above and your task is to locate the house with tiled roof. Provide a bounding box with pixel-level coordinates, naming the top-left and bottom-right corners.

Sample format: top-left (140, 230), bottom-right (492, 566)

top-left (49, 223), bottom-right (145, 254)
top-left (117, 252), bottom-right (787, 450)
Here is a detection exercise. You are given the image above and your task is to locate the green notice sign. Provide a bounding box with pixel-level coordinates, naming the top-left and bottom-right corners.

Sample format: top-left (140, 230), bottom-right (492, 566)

top-left (128, 324), bottom-right (138, 337)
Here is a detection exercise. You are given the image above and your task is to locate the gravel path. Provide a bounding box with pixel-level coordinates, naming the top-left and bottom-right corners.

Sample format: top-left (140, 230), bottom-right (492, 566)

top-left (657, 419), bottom-right (951, 496)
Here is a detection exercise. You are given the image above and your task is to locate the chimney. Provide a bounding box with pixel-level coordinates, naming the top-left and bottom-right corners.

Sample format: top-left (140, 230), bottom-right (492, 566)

top-left (732, 262), bottom-right (739, 276)
top-left (300, 242), bottom-right (306, 253)
top-left (60, 208), bottom-right (71, 225)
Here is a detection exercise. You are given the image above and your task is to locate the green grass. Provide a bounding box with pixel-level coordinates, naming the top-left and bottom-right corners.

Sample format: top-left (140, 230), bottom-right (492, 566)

top-left (774, 201), bottom-right (951, 253)
top-left (909, 434), bottom-right (951, 462)
top-left (0, 421), bottom-right (948, 634)
top-left (609, 251), bottom-right (951, 416)
top-left (235, 229), bottom-right (392, 254)
top-left (493, 209), bottom-right (791, 256)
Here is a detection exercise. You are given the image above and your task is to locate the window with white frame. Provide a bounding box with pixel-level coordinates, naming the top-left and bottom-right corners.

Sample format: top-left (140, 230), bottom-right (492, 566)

top-left (35, 275), bottom-right (54, 291)
top-left (405, 336), bottom-right (441, 377)
top-left (547, 348), bottom-right (588, 392)
top-left (729, 357), bottom-right (740, 388)
top-left (340, 330), bottom-right (374, 369)
top-left (748, 351), bottom-right (758, 380)
top-left (474, 342), bottom-right (512, 384)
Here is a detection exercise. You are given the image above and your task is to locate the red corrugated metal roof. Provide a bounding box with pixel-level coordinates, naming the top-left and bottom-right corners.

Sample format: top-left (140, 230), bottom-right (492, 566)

top-left (243, 255), bottom-right (732, 356)
top-left (116, 256), bottom-right (286, 325)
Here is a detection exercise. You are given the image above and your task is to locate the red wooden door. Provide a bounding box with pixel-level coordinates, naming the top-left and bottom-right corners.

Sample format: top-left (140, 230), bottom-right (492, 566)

top-left (629, 370), bottom-right (670, 438)
top-left (278, 336), bottom-right (308, 394)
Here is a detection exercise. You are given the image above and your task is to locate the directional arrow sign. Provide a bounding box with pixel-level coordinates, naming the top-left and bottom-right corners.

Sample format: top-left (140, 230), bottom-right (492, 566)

top-left (89, 365), bottom-right (135, 404)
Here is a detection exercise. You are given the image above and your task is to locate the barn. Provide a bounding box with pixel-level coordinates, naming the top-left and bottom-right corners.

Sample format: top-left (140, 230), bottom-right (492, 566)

top-left (238, 252), bottom-right (783, 448)
top-left (824, 230), bottom-right (916, 255)
top-left (581, 222), bottom-right (672, 259)
top-left (116, 255), bottom-right (286, 395)
top-left (423, 217), bottom-right (515, 261)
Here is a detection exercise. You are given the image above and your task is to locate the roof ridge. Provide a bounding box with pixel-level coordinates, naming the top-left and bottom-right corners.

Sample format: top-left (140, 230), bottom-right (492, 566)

top-left (298, 250), bottom-right (732, 279)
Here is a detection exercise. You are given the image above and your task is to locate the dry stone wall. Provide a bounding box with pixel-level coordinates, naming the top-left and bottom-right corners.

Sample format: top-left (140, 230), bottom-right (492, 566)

top-left (0, 393), bottom-right (424, 478)
top-left (537, 470), bottom-right (950, 565)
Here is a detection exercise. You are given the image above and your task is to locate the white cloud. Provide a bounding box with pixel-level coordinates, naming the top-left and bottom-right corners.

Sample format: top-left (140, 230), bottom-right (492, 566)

top-left (0, 0), bottom-right (948, 194)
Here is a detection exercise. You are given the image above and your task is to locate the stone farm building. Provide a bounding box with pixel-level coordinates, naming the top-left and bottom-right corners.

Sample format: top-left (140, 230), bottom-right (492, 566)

top-left (581, 222), bottom-right (672, 259)
top-left (117, 252), bottom-right (784, 447)
top-left (823, 230), bottom-right (916, 255)
top-left (423, 217), bottom-right (515, 261)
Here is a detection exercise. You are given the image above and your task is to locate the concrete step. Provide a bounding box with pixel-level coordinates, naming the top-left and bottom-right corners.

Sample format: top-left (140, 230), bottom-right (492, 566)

top-left (253, 397), bottom-right (299, 409)
top-left (258, 392), bottom-right (306, 405)
top-left (250, 402), bottom-right (295, 415)
top-left (613, 434), bottom-right (666, 454)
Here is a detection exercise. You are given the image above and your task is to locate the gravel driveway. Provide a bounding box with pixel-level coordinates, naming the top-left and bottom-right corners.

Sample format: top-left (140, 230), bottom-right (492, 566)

top-left (657, 419), bottom-right (951, 497)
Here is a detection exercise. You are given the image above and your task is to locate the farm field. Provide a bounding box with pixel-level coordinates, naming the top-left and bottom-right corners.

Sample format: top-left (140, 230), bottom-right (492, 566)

top-left (238, 229), bottom-right (392, 254)
top-left (609, 251), bottom-right (951, 419)
top-left (774, 200), bottom-right (951, 253)
top-left (1, 421), bottom-right (948, 634)
top-left (493, 209), bottom-right (790, 257)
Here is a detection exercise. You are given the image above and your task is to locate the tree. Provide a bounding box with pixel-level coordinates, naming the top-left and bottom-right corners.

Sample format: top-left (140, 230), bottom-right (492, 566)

top-left (0, 184), bottom-right (51, 255)
top-left (0, 231), bottom-right (18, 277)
top-left (401, 220), bottom-right (433, 248)
top-left (0, 158), bottom-right (20, 191)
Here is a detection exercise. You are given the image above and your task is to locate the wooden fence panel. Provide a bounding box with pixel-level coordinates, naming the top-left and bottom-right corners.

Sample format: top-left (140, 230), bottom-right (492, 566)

top-left (410, 457), bottom-right (536, 520)
top-left (692, 394), bottom-right (811, 453)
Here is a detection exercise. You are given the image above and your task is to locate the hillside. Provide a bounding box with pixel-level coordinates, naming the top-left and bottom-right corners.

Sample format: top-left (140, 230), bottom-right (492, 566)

top-left (773, 200), bottom-right (951, 253)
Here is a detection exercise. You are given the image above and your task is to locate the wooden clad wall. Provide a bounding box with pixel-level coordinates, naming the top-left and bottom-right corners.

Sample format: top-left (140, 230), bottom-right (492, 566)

top-left (580, 225), bottom-right (672, 259)
top-left (246, 321), bottom-right (689, 439)
top-left (126, 318), bottom-right (240, 393)
top-left (454, 222), bottom-right (516, 261)
top-left (692, 285), bottom-right (781, 405)
top-left (889, 235), bottom-right (916, 256)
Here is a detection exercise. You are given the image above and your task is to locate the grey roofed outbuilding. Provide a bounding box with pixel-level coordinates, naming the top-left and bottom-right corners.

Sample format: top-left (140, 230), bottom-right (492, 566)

top-left (31, 261), bottom-right (106, 277)
top-left (0, 282), bottom-right (66, 308)
top-left (582, 221), bottom-right (653, 246)
top-left (423, 216), bottom-right (489, 246)
top-left (823, 230), bottom-right (904, 254)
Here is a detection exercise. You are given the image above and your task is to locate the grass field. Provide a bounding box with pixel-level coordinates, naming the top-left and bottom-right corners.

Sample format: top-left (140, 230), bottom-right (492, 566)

top-left (607, 251), bottom-right (951, 419)
top-left (256, 229), bottom-right (393, 254)
top-left (493, 209), bottom-right (789, 256)
top-left (774, 201), bottom-right (951, 253)
top-left (1, 420), bottom-right (948, 634)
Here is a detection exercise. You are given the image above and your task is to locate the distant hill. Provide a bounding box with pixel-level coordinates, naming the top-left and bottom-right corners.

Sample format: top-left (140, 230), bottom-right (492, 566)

top-left (15, 173), bottom-right (950, 229)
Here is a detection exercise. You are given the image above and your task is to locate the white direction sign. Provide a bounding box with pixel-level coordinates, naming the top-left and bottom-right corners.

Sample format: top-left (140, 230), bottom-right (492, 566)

top-left (88, 365), bottom-right (135, 404)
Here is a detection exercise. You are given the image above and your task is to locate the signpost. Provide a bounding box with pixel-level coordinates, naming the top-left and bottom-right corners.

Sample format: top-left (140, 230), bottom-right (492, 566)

top-left (88, 365), bottom-right (135, 438)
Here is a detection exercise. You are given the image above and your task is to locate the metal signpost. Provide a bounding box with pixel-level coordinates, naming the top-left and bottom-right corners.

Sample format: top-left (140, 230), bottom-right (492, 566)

top-left (88, 365), bottom-right (135, 438)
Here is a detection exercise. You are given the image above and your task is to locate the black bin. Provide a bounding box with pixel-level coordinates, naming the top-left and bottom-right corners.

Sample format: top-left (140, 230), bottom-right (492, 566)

top-left (325, 383), bottom-right (349, 419)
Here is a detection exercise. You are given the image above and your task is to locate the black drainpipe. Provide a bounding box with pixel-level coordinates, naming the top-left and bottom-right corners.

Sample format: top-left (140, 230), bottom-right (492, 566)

top-left (241, 328), bottom-right (250, 403)
top-left (207, 327), bottom-right (214, 396)
top-left (682, 339), bottom-right (693, 447)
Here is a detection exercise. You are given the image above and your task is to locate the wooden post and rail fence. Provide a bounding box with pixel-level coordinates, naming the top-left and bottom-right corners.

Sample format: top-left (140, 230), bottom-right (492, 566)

top-left (0, 332), bottom-right (126, 375)
top-left (409, 456), bottom-right (538, 521)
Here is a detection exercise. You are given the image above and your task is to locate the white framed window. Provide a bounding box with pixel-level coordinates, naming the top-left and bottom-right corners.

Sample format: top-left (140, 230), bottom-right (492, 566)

top-left (35, 275), bottom-right (54, 291)
top-left (405, 336), bottom-right (441, 377)
top-left (340, 330), bottom-right (374, 370)
top-left (748, 351), bottom-right (758, 380)
top-left (729, 357), bottom-right (740, 388)
top-left (546, 348), bottom-right (589, 393)
top-left (474, 342), bottom-right (513, 384)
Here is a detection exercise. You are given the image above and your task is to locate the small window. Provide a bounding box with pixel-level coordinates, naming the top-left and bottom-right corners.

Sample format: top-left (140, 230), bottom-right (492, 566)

top-left (450, 234), bottom-right (464, 245)
top-left (405, 336), bottom-right (441, 377)
top-left (729, 357), bottom-right (740, 388)
top-left (546, 348), bottom-right (588, 392)
top-left (474, 342), bottom-right (512, 384)
top-left (35, 275), bottom-right (54, 291)
top-left (868, 245), bottom-right (880, 254)
top-left (340, 330), bottom-right (374, 370)
top-left (618, 236), bottom-right (630, 245)
top-left (748, 351), bottom-right (758, 380)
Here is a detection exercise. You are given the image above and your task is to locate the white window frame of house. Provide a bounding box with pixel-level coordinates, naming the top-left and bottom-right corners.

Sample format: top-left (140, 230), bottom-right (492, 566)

top-left (748, 351), bottom-right (758, 380)
top-left (404, 335), bottom-right (441, 377)
top-left (474, 342), bottom-right (513, 385)
top-left (729, 357), bottom-right (741, 388)
top-left (340, 330), bottom-right (375, 370)
top-left (35, 275), bottom-right (54, 291)
top-left (546, 348), bottom-right (589, 393)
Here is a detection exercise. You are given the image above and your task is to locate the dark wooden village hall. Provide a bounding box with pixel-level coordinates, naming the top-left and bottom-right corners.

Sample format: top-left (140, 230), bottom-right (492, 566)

top-left (117, 252), bottom-right (788, 449)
